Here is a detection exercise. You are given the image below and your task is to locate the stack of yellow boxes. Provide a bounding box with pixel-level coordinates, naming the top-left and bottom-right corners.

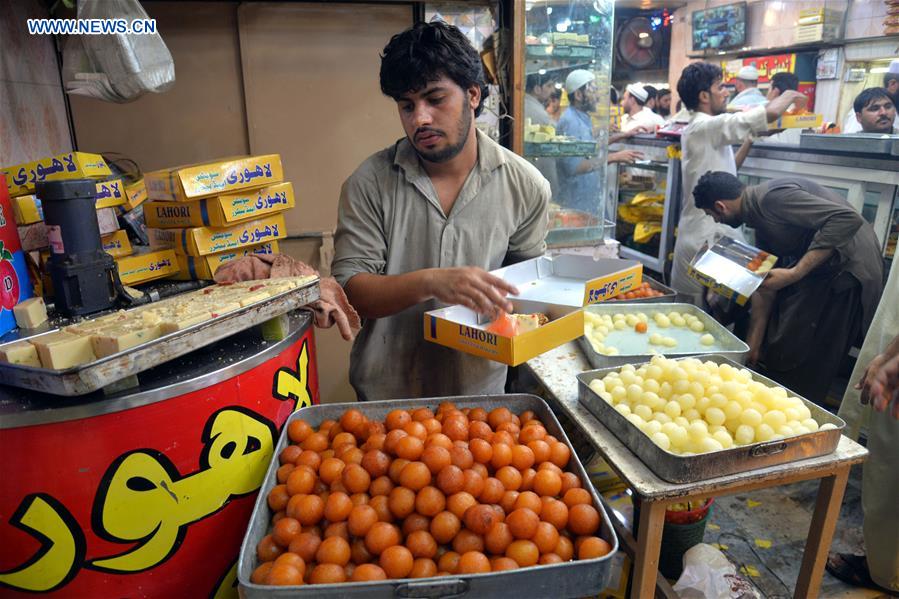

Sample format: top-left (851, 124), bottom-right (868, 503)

top-left (0, 152), bottom-right (146, 291)
top-left (142, 154), bottom-right (294, 280)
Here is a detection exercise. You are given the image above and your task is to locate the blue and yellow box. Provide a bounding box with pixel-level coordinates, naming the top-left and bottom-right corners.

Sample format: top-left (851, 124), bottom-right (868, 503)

top-left (424, 255), bottom-right (642, 365)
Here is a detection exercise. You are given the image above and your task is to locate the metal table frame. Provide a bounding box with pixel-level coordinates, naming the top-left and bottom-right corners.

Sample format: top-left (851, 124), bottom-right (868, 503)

top-left (525, 342), bottom-right (867, 599)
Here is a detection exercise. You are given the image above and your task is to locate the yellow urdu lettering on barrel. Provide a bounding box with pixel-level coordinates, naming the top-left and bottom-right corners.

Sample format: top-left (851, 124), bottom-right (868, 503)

top-left (89, 408), bottom-right (275, 572)
top-left (273, 340), bottom-right (313, 411)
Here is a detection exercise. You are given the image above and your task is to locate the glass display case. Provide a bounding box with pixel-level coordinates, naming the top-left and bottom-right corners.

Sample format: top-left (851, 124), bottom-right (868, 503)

top-left (607, 137), bottom-right (681, 274)
top-left (517, 0), bottom-right (615, 248)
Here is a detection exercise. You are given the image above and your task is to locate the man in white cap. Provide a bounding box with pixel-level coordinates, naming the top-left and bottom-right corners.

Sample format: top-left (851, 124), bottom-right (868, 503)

top-left (728, 65), bottom-right (767, 108)
top-left (557, 69), bottom-right (643, 212)
top-left (842, 59), bottom-right (899, 133)
top-left (621, 83), bottom-right (665, 132)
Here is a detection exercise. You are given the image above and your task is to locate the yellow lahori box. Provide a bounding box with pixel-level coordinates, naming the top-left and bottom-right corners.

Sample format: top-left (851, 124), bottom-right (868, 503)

top-left (424, 255), bottom-right (643, 365)
top-left (171, 241), bottom-right (280, 281)
top-left (2, 151), bottom-right (112, 197)
top-left (143, 182), bottom-right (294, 228)
top-left (148, 214), bottom-right (286, 257)
top-left (144, 154), bottom-right (283, 202)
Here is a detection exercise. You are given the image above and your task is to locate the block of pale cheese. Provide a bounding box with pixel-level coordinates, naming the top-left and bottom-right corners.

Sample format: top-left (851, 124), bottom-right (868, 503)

top-left (0, 341), bottom-right (41, 367)
top-left (160, 312), bottom-right (212, 334)
top-left (13, 297), bottom-right (48, 329)
top-left (31, 332), bottom-right (96, 369)
top-left (91, 324), bottom-right (163, 358)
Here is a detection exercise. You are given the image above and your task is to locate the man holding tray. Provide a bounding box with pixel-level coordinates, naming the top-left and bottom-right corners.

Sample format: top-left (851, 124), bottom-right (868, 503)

top-left (332, 22), bottom-right (550, 402)
top-left (692, 171), bottom-right (883, 404)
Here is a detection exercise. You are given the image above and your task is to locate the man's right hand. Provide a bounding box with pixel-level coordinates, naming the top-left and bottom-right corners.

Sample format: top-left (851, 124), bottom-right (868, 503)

top-left (426, 267), bottom-right (519, 317)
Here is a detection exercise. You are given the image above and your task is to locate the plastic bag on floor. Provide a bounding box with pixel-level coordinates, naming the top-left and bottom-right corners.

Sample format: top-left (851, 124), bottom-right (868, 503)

top-left (62, 0), bottom-right (174, 102)
top-left (672, 543), bottom-right (760, 599)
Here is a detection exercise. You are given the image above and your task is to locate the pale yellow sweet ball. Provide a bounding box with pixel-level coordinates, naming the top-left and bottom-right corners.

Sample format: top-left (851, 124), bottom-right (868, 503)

top-left (723, 400), bottom-right (742, 420)
top-left (656, 315), bottom-right (671, 328)
top-left (801, 418), bottom-right (819, 432)
top-left (699, 333), bottom-right (714, 345)
top-left (626, 384), bottom-right (643, 403)
top-left (643, 379), bottom-right (661, 395)
top-left (777, 425), bottom-right (795, 437)
top-left (688, 421), bottom-right (709, 439)
top-left (699, 437), bottom-right (724, 453)
top-left (651, 431), bottom-right (672, 451)
top-left (652, 412), bottom-right (673, 425)
top-left (683, 408), bottom-right (702, 422)
top-left (674, 416), bottom-right (690, 428)
top-left (646, 364), bottom-right (663, 381)
top-left (662, 336), bottom-right (678, 348)
top-left (634, 405), bottom-right (653, 421)
top-left (599, 391), bottom-right (614, 403)
top-left (611, 386), bottom-right (627, 402)
top-left (664, 400), bottom-right (682, 419)
top-left (712, 430), bottom-right (734, 449)
top-left (740, 409), bottom-right (763, 428)
top-left (676, 393), bottom-right (697, 411)
top-left (621, 370), bottom-right (637, 385)
top-left (705, 407), bottom-right (726, 427)
top-left (649, 333), bottom-right (664, 345)
top-left (671, 315), bottom-right (686, 328)
top-left (589, 379), bottom-right (605, 393)
top-left (763, 410), bottom-right (787, 429)
top-left (614, 319), bottom-right (627, 330)
top-left (690, 321), bottom-right (706, 333)
top-left (659, 382), bottom-right (674, 399)
top-left (819, 423), bottom-right (838, 431)
top-left (615, 403), bottom-right (632, 416)
top-left (695, 396), bottom-right (711, 414)
top-left (734, 424), bottom-right (755, 445)
top-left (627, 413), bottom-right (646, 429)
top-left (755, 423), bottom-right (775, 442)
top-left (645, 420), bottom-right (663, 435)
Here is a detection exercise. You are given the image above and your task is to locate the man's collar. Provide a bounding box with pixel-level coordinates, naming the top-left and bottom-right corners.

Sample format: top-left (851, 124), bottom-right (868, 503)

top-left (393, 128), bottom-right (505, 175)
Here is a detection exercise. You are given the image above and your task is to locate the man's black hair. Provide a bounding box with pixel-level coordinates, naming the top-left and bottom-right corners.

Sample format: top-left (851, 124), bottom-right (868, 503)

top-left (677, 62), bottom-right (722, 111)
top-left (658, 88), bottom-right (672, 99)
top-left (526, 72), bottom-right (556, 93)
top-left (770, 72), bottom-right (799, 94)
top-left (693, 171), bottom-right (745, 210)
top-left (854, 87), bottom-right (893, 114)
top-left (380, 21), bottom-right (489, 117)
top-left (644, 85), bottom-right (659, 101)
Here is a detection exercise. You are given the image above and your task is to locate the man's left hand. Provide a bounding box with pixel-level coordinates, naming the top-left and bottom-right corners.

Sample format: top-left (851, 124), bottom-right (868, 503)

top-left (760, 268), bottom-right (797, 291)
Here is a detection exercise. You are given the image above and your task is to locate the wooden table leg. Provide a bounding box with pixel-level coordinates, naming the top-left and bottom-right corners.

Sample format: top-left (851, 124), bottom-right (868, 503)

top-left (794, 466), bottom-right (851, 598)
top-left (631, 499), bottom-right (667, 599)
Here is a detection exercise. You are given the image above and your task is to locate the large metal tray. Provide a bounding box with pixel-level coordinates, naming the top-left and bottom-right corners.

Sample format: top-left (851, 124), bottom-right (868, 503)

top-left (577, 355), bottom-right (845, 483)
top-left (578, 302), bottom-right (749, 370)
top-left (601, 274), bottom-right (676, 304)
top-left (238, 395), bottom-right (618, 599)
top-left (800, 132), bottom-right (899, 156)
top-left (0, 277), bottom-right (319, 396)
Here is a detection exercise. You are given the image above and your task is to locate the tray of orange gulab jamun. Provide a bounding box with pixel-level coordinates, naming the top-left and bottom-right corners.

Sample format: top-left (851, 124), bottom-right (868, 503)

top-left (238, 395), bottom-right (618, 598)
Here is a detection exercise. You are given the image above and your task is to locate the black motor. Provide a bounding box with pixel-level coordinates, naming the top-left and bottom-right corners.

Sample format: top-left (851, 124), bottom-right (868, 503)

top-left (36, 179), bottom-right (118, 316)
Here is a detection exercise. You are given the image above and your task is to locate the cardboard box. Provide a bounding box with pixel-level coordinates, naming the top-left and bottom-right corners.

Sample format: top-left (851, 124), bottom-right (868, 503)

top-left (144, 154), bottom-right (283, 202)
top-left (11, 195), bottom-right (43, 225)
top-left (687, 236), bottom-right (778, 306)
top-left (101, 230), bottom-right (133, 258)
top-left (94, 179), bottom-right (127, 210)
top-left (115, 248), bottom-right (180, 285)
top-left (424, 256), bottom-right (643, 365)
top-left (121, 178), bottom-right (148, 212)
top-left (144, 182), bottom-right (295, 228)
top-left (768, 112), bottom-right (823, 130)
top-left (12, 179), bottom-right (128, 225)
top-left (148, 213), bottom-right (286, 256)
top-left (2, 152), bottom-right (112, 197)
top-left (171, 241), bottom-right (280, 280)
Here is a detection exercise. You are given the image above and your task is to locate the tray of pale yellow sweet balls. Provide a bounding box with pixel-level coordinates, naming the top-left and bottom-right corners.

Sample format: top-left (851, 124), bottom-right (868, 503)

top-left (579, 303), bottom-right (749, 369)
top-left (577, 355), bottom-right (845, 483)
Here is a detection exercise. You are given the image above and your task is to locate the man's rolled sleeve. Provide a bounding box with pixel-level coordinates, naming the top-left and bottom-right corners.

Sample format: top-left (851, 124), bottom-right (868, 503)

top-left (506, 177), bottom-right (551, 263)
top-left (331, 173), bottom-right (387, 288)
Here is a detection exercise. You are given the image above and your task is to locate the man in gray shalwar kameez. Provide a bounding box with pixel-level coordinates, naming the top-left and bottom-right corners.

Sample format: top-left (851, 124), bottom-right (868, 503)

top-left (692, 172), bottom-right (884, 404)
